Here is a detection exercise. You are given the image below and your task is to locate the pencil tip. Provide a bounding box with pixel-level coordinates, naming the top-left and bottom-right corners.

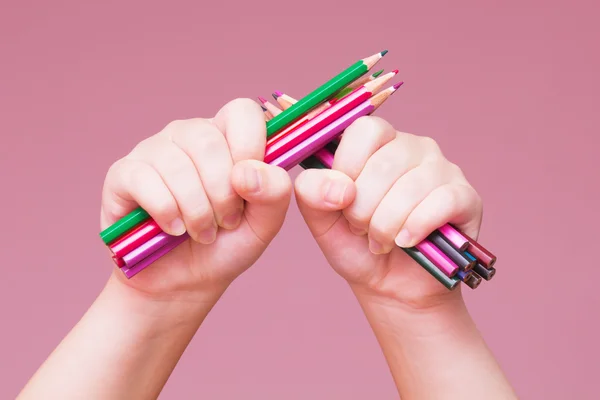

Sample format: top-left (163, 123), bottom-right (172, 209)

top-left (258, 96), bottom-right (267, 104)
top-left (392, 69), bottom-right (399, 74)
top-left (272, 91), bottom-right (282, 99)
top-left (393, 81), bottom-right (404, 90)
top-left (372, 69), bottom-right (384, 78)
top-left (380, 50), bottom-right (388, 57)
top-left (260, 105), bottom-right (267, 112)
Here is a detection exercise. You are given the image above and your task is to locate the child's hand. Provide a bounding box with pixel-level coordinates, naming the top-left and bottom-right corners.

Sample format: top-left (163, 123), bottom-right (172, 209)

top-left (100, 99), bottom-right (292, 298)
top-left (294, 116), bottom-right (483, 308)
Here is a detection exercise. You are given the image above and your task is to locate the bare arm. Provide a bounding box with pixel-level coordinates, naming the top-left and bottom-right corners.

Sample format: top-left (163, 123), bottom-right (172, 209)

top-left (18, 274), bottom-right (223, 399)
top-left (354, 289), bottom-right (517, 400)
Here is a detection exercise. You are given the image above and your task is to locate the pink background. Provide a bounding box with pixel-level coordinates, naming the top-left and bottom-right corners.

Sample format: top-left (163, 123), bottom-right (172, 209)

top-left (1, 0), bottom-right (598, 398)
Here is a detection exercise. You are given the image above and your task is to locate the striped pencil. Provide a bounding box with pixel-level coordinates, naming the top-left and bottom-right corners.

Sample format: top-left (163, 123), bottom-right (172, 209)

top-left (266, 50), bottom-right (387, 137)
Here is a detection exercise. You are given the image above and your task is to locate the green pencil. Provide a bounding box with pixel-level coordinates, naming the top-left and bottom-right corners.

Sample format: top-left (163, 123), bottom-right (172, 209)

top-left (100, 207), bottom-right (149, 245)
top-left (265, 50), bottom-right (387, 137)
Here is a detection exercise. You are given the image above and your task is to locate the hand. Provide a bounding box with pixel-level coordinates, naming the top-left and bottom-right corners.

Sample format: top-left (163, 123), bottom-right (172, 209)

top-left (100, 98), bottom-right (292, 299)
top-left (294, 116), bottom-right (483, 308)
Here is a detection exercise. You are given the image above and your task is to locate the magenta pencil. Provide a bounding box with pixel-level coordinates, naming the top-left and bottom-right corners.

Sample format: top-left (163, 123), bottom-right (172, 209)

top-left (438, 224), bottom-right (470, 251)
top-left (121, 233), bottom-right (189, 278)
top-left (415, 239), bottom-right (459, 277)
top-left (314, 148), bottom-right (335, 167)
top-left (122, 231), bottom-right (172, 267)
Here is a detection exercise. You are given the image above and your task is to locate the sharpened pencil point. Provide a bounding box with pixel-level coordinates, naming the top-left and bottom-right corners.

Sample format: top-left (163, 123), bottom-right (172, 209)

top-left (372, 69), bottom-right (384, 78)
top-left (272, 91), bottom-right (283, 99)
top-left (392, 69), bottom-right (399, 74)
top-left (393, 81), bottom-right (404, 90)
top-left (380, 50), bottom-right (388, 57)
top-left (261, 105), bottom-right (267, 112)
top-left (258, 96), bottom-right (267, 104)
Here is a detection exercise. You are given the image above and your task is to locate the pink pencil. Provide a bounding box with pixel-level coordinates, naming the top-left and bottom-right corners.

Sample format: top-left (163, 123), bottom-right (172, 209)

top-left (415, 239), bottom-right (459, 277)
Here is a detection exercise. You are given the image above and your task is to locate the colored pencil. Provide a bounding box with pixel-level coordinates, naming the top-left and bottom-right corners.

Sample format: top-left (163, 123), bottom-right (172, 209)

top-left (261, 105), bottom-right (273, 120)
top-left (109, 220), bottom-right (162, 263)
top-left (265, 72), bottom-right (398, 163)
top-left (415, 239), bottom-right (459, 278)
top-left (456, 268), bottom-right (474, 283)
top-left (266, 50), bottom-right (387, 137)
top-left (403, 247), bottom-right (460, 290)
top-left (438, 224), bottom-right (470, 251)
top-left (464, 273), bottom-right (482, 289)
top-left (258, 96), bottom-right (281, 116)
top-left (472, 263), bottom-right (496, 281)
top-left (428, 230), bottom-right (475, 271)
top-left (122, 231), bottom-right (174, 268)
top-left (346, 68), bottom-right (384, 90)
top-left (269, 83), bottom-right (402, 170)
top-left (273, 91), bottom-right (295, 109)
top-left (333, 69), bottom-right (390, 100)
top-left (465, 239), bottom-right (497, 268)
top-left (314, 148), bottom-right (335, 167)
top-left (122, 233), bottom-right (189, 278)
top-left (100, 207), bottom-right (149, 245)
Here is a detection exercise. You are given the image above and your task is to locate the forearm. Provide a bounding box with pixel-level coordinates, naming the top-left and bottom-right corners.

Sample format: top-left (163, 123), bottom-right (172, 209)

top-left (18, 273), bottom-right (224, 400)
top-left (353, 288), bottom-right (517, 400)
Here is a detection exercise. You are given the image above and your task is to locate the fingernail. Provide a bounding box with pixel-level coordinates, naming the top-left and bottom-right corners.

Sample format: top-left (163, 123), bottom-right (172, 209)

top-left (169, 218), bottom-right (186, 236)
top-left (395, 229), bottom-right (412, 247)
top-left (222, 210), bottom-right (242, 230)
top-left (323, 179), bottom-right (348, 206)
top-left (244, 165), bottom-right (262, 193)
top-left (369, 238), bottom-right (385, 254)
top-left (348, 223), bottom-right (367, 236)
top-left (197, 225), bottom-right (217, 244)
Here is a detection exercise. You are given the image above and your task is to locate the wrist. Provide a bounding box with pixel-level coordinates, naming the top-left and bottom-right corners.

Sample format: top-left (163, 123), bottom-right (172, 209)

top-left (351, 284), bottom-right (472, 337)
top-left (101, 272), bottom-right (225, 338)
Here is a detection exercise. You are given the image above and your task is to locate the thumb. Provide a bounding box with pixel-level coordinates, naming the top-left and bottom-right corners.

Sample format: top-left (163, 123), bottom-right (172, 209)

top-left (231, 160), bottom-right (292, 244)
top-left (294, 169), bottom-right (356, 238)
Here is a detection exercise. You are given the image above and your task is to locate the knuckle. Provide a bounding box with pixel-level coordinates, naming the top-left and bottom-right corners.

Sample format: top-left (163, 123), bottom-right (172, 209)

top-left (438, 185), bottom-right (460, 210)
top-left (369, 158), bottom-right (396, 176)
top-left (186, 205), bottom-right (215, 229)
top-left (352, 116), bottom-right (383, 135)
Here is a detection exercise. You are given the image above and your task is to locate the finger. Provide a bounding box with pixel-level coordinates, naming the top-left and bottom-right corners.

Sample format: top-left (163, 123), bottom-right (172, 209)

top-left (171, 119), bottom-right (244, 231)
top-left (230, 160), bottom-right (293, 244)
top-left (101, 159), bottom-right (182, 235)
top-left (395, 182), bottom-right (483, 248)
top-left (343, 134), bottom-right (430, 233)
top-left (293, 168), bottom-right (356, 238)
top-left (367, 162), bottom-right (455, 254)
top-left (133, 138), bottom-right (216, 244)
top-left (213, 98), bottom-right (266, 163)
top-left (332, 116), bottom-right (397, 180)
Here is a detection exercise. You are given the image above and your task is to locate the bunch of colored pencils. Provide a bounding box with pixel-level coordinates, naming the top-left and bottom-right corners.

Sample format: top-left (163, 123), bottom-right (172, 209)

top-left (99, 50), bottom-right (497, 290)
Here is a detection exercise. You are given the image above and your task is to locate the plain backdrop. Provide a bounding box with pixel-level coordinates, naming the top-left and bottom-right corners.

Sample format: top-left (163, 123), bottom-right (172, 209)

top-left (1, 0), bottom-right (598, 398)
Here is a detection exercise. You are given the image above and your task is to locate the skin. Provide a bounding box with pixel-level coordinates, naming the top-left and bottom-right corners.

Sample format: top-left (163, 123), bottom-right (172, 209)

top-left (18, 100), bottom-right (517, 399)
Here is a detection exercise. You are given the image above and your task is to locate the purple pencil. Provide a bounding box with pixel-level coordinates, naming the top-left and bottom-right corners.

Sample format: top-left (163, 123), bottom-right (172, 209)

top-left (271, 83), bottom-right (402, 170)
top-left (122, 231), bottom-right (172, 267)
top-left (121, 233), bottom-right (189, 278)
